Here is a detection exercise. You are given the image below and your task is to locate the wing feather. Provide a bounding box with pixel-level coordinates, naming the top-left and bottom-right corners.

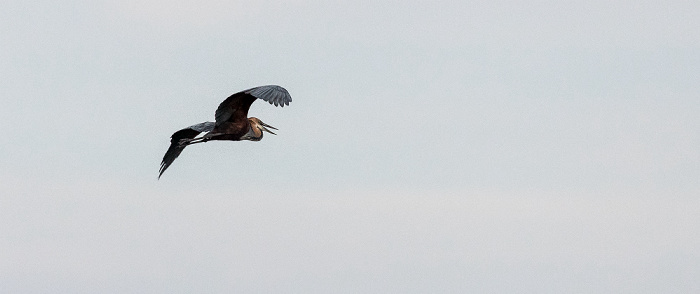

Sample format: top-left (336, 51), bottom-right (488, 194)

top-left (245, 85), bottom-right (292, 107)
top-left (158, 122), bottom-right (215, 179)
top-left (214, 85), bottom-right (292, 125)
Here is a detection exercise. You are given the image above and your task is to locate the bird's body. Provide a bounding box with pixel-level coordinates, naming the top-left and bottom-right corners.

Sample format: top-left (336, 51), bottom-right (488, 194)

top-left (158, 85), bottom-right (292, 178)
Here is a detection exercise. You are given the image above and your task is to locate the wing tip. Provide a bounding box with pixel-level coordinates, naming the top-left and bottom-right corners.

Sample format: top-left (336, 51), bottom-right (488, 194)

top-left (246, 85), bottom-right (292, 107)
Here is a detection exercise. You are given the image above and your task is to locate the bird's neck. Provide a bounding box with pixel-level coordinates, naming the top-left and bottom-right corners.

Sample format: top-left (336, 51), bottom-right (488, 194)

top-left (241, 125), bottom-right (262, 141)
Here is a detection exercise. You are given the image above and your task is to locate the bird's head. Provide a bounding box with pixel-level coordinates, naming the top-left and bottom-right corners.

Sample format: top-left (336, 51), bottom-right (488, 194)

top-left (249, 117), bottom-right (278, 136)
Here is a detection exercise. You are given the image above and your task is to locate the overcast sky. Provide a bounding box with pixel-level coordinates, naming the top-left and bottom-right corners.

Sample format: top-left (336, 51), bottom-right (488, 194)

top-left (2, 0), bottom-right (699, 293)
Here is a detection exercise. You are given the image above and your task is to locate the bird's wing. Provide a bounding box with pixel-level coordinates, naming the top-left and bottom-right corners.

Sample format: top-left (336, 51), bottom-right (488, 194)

top-left (244, 85), bottom-right (292, 107)
top-left (159, 121), bottom-right (215, 179)
top-left (214, 85), bottom-right (292, 126)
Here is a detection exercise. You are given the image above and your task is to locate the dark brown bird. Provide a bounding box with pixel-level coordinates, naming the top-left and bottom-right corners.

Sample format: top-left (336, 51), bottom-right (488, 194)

top-left (159, 85), bottom-right (292, 178)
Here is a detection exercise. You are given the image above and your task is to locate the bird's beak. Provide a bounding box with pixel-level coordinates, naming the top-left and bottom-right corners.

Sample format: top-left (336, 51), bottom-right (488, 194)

top-left (260, 122), bottom-right (278, 135)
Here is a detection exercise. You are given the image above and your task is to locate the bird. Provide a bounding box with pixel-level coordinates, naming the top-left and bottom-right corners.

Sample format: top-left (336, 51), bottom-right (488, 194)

top-left (158, 85), bottom-right (292, 179)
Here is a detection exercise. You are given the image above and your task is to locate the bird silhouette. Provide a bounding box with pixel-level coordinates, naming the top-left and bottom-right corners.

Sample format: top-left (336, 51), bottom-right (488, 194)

top-left (159, 85), bottom-right (292, 179)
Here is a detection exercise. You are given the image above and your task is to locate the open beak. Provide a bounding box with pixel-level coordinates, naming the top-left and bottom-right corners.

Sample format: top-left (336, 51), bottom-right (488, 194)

top-left (260, 122), bottom-right (278, 135)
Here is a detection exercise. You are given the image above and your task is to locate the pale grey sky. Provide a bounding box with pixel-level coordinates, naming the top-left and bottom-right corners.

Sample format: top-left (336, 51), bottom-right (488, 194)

top-left (1, 0), bottom-right (699, 293)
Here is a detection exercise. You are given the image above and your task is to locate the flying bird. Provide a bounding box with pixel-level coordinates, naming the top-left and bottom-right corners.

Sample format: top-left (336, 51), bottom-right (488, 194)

top-left (158, 85), bottom-right (292, 179)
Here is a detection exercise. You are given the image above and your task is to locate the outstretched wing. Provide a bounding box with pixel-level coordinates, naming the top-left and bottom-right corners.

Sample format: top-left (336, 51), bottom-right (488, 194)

top-left (159, 121), bottom-right (215, 179)
top-left (214, 85), bottom-right (292, 126)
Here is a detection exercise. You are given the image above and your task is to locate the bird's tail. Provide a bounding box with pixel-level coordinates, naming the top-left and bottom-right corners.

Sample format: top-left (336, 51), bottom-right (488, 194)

top-left (158, 122), bottom-right (215, 179)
